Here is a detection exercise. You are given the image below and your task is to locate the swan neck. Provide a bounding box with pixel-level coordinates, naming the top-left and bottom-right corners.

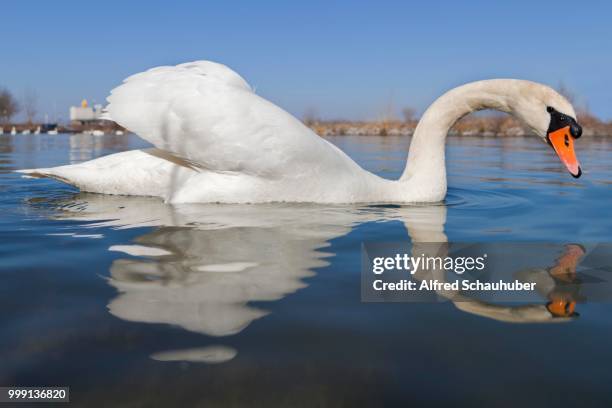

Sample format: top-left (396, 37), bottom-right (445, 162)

top-left (399, 80), bottom-right (519, 198)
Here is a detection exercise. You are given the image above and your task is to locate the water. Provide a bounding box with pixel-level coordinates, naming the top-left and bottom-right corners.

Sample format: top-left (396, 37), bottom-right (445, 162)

top-left (1, 133), bottom-right (612, 406)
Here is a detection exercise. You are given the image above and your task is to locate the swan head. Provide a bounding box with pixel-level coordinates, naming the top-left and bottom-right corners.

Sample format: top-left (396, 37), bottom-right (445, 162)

top-left (512, 83), bottom-right (582, 178)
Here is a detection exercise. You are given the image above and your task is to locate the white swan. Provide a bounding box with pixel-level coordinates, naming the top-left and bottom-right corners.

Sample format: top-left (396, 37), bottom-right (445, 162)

top-left (18, 61), bottom-right (583, 204)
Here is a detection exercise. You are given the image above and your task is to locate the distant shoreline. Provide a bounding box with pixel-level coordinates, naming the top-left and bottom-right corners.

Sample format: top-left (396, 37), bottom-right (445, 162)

top-left (2, 116), bottom-right (611, 137)
top-left (306, 118), bottom-right (612, 137)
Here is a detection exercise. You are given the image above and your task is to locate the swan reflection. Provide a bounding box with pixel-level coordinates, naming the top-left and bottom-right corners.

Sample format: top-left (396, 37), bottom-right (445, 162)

top-left (407, 241), bottom-right (586, 323)
top-left (50, 194), bottom-right (590, 362)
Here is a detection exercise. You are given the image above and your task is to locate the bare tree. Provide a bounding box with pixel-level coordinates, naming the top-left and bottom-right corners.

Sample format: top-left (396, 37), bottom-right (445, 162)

top-left (23, 88), bottom-right (38, 124)
top-left (381, 93), bottom-right (397, 124)
top-left (303, 106), bottom-right (319, 126)
top-left (0, 88), bottom-right (20, 124)
top-left (557, 81), bottom-right (594, 122)
top-left (557, 81), bottom-right (575, 104)
top-left (402, 107), bottom-right (416, 123)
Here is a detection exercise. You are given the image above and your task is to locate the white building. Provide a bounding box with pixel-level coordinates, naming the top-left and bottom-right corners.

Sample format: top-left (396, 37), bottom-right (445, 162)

top-left (69, 99), bottom-right (103, 123)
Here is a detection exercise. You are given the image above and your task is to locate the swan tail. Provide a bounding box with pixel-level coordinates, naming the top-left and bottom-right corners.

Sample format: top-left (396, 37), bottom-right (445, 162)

top-left (17, 167), bottom-right (77, 185)
top-left (16, 164), bottom-right (130, 194)
top-left (15, 149), bottom-right (194, 198)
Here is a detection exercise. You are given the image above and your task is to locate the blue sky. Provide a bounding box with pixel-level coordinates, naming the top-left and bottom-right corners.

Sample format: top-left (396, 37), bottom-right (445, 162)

top-left (2, 0), bottom-right (611, 122)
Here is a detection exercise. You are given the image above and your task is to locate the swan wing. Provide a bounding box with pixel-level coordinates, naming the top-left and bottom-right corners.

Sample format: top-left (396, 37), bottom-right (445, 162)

top-left (105, 61), bottom-right (360, 180)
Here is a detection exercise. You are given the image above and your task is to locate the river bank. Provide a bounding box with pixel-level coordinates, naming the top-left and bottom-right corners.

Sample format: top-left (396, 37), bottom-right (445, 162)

top-left (307, 113), bottom-right (612, 137)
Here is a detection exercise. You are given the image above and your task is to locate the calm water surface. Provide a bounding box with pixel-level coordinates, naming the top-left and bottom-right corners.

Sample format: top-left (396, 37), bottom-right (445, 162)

top-left (1, 133), bottom-right (612, 406)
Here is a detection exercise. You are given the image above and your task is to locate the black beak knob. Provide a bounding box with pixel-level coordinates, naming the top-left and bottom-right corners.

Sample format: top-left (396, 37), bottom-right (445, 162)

top-left (570, 123), bottom-right (582, 139)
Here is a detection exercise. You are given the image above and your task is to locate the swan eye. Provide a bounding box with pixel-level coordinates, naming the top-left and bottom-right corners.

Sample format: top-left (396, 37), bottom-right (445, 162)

top-left (547, 106), bottom-right (554, 113)
top-left (570, 123), bottom-right (582, 138)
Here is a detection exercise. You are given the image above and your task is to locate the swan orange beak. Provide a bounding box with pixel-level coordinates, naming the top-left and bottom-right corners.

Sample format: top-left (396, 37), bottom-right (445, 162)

top-left (548, 126), bottom-right (581, 178)
top-left (546, 298), bottom-right (576, 317)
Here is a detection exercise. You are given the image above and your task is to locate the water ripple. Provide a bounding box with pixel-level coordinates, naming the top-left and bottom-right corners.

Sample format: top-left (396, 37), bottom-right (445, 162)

top-left (445, 187), bottom-right (532, 211)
